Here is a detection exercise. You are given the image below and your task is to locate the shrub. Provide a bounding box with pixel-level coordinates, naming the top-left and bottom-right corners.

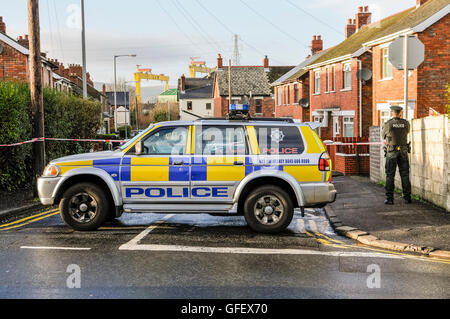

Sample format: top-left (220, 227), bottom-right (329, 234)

top-left (117, 125), bottom-right (131, 138)
top-left (149, 102), bottom-right (179, 123)
top-left (0, 82), bottom-right (102, 191)
top-left (0, 82), bottom-right (32, 191)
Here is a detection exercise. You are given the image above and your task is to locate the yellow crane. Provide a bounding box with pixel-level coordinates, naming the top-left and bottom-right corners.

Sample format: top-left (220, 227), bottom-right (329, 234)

top-left (134, 66), bottom-right (170, 104)
top-left (188, 57), bottom-right (215, 78)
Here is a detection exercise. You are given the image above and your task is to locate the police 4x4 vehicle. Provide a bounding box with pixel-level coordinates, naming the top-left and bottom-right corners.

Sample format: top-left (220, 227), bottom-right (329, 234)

top-left (38, 105), bottom-right (336, 233)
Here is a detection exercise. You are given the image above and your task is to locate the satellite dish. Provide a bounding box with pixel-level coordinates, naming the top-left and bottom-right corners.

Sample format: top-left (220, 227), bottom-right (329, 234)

top-left (299, 98), bottom-right (309, 109)
top-left (356, 68), bottom-right (372, 84)
top-left (0, 43), bottom-right (3, 55)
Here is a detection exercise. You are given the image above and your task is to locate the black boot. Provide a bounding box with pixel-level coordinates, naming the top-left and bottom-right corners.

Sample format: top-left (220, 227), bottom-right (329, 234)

top-left (404, 197), bottom-right (412, 204)
top-left (384, 199), bottom-right (394, 205)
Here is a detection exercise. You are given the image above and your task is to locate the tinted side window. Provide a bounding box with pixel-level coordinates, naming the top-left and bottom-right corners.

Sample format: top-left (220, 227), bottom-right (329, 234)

top-left (195, 126), bottom-right (247, 155)
top-left (141, 126), bottom-right (188, 155)
top-left (255, 125), bottom-right (304, 155)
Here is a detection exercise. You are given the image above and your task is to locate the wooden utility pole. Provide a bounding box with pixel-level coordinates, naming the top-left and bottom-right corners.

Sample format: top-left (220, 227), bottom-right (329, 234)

top-left (27, 0), bottom-right (45, 195)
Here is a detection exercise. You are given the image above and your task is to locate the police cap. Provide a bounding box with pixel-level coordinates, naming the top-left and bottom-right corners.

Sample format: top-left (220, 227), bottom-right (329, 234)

top-left (390, 105), bottom-right (402, 113)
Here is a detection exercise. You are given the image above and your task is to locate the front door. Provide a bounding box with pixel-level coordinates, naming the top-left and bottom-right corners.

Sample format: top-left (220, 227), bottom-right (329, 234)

top-left (121, 125), bottom-right (190, 204)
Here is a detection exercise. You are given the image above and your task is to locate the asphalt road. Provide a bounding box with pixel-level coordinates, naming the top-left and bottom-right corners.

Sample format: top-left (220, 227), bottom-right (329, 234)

top-left (0, 207), bottom-right (449, 299)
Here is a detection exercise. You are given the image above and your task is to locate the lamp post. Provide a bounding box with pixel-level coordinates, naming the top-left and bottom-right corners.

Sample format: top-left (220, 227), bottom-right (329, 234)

top-left (80, 0), bottom-right (87, 98)
top-left (124, 80), bottom-right (138, 139)
top-left (113, 54), bottom-right (136, 133)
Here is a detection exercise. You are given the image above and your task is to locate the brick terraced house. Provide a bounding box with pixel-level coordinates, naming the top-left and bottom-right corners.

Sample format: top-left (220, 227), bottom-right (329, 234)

top-left (362, 0), bottom-right (449, 126)
top-left (0, 16), bottom-right (112, 132)
top-left (213, 54), bottom-right (294, 117)
top-left (272, 35), bottom-right (329, 122)
top-left (0, 17), bottom-right (58, 87)
top-left (306, 6), bottom-right (375, 141)
top-left (272, 0), bottom-right (449, 176)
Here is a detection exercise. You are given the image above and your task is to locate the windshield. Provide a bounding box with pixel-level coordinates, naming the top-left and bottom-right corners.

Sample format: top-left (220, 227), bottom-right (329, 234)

top-left (119, 125), bottom-right (154, 151)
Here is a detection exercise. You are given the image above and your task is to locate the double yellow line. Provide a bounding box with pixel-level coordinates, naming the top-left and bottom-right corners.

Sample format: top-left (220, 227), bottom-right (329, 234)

top-left (303, 219), bottom-right (450, 265)
top-left (0, 208), bottom-right (59, 231)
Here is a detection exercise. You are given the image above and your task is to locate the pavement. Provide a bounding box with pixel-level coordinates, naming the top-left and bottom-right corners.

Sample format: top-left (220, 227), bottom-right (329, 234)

top-left (0, 188), bottom-right (42, 222)
top-left (0, 206), bottom-right (449, 298)
top-left (326, 175), bottom-right (450, 259)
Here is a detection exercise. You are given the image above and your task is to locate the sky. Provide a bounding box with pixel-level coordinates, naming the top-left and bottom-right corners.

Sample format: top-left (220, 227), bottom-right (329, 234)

top-left (1, 0), bottom-right (415, 88)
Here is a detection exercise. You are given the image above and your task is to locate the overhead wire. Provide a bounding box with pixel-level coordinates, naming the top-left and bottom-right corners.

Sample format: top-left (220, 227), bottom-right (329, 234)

top-left (285, 0), bottom-right (344, 36)
top-left (171, 0), bottom-right (222, 53)
top-left (156, 0), bottom-right (203, 55)
top-left (238, 0), bottom-right (304, 46)
top-left (45, 0), bottom-right (55, 55)
top-left (195, 0), bottom-right (287, 65)
top-left (52, 0), bottom-right (65, 62)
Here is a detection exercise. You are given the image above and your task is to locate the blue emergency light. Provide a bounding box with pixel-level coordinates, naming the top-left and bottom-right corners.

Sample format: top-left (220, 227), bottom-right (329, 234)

top-left (230, 104), bottom-right (249, 111)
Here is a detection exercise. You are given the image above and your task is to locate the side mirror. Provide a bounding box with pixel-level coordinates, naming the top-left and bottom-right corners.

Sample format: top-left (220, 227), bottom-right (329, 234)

top-left (135, 140), bottom-right (143, 155)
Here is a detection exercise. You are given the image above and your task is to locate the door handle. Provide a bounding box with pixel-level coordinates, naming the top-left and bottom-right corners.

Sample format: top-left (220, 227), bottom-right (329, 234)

top-left (173, 161), bottom-right (184, 165)
top-left (234, 161), bottom-right (244, 166)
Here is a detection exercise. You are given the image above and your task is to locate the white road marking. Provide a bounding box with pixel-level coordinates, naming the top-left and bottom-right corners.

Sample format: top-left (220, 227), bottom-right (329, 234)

top-left (20, 246), bottom-right (91, 251)
top-left (119, 214), bottom-right (401, 259)
top-left (119, 214), bottom-right (174, 249)
top-left (119, 243), bottom-right (403, 259)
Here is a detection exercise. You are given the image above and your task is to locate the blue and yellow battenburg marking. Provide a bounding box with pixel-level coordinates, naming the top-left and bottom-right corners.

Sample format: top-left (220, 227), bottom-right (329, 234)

top-left (57, 155), bottom-right (321, 183)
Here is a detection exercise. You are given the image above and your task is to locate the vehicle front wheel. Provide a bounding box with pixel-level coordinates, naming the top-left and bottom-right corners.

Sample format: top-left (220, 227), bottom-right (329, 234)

top-left (59, 182), bottom-right (110, 231)
top-left (243, 185), bottom-right (294, 233)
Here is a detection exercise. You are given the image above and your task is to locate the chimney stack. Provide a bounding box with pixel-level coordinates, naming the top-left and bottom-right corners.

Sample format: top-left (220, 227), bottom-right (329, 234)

top-left (17, 34), bottom-right (29, 49)
top-left (102, 83), bottom-right (106, 96)
top-left (345, 19), bottom-right (356, 38)
top-left (416, 0), bottom-right (428, 7)
top-left (180, 74), bottom-right (186, 91)
top-left (217, 53), bottom-right (223, 68)
top-left (263, 55), bottom-right (269, 68)
top-left (311, 35), bottom-right (323, 55)
top-left (0, 17), bottom-right (6, 34)
top-left (355, 5), bottom-right (371, 30)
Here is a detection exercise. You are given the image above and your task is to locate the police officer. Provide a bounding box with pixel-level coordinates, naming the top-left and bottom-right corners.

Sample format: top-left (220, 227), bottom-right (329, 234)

top-left (382, 105), bottom-right (411, 205)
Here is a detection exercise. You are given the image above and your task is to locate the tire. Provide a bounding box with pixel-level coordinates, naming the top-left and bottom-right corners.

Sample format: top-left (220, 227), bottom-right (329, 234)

top-left (243, 185), bottom-right (294, 233)
top-left (59, 182), bottom-right (110, 231)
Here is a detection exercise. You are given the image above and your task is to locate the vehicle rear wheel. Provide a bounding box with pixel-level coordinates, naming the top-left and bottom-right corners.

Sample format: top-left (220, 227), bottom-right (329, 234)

top-left (59, 182), bottom-right (110, 231)
top-left (243, 185), bottom-right (293, 233)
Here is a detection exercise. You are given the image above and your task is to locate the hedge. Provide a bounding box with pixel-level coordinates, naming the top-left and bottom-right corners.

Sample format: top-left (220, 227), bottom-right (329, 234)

top-left (0, 82), bottom-right (102, 192)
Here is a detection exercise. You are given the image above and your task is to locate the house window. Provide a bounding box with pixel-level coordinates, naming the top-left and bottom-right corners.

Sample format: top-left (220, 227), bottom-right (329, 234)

top-left (331, 65), bottom-right (335, 91)
top-left (277, 88), bottom-right (282, 106)
top-left (294, 84), bottom-right (299, 103)
top-left (287, 85), bottom-right (290, 104)
top-left (333, 117), bottom-right (340, 137)
top-left (343, 63), bottom-right (351, 89)
top-left (325, 68), bottom-right (329, 92)
top-left (343, 117), bottom-right (354, 137)
top-left (206, 103), bottom-right (211, 110)
top-left (313, 115), bottom-right (323, 123)
top-left (187, 101), bottom-right (192, 110)
top-left (382, 47), bottom-right (393, 79)
top-left (255, 99), bottom-right (262, 114)
top-left (314, 71), bottom-right (320, 94)
top-left (380, 110), bottom-right (390, 127)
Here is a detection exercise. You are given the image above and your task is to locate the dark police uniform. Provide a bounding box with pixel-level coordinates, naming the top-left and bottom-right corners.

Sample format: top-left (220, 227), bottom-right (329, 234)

top-left (381, 106), bottom-right (411, 204)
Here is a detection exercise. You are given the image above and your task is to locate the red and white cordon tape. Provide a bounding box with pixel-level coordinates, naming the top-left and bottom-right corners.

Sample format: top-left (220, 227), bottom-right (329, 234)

top-left (323, 141), bottom-right (385, 146)
top-left (0, 137), bottom-right (127, 147)
top-left (1, 138), bottom-right (385, 147)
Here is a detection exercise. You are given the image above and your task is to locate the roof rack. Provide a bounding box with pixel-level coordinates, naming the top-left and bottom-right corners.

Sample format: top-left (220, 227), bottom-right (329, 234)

top-left (196, 117), bottom-right (294, 123)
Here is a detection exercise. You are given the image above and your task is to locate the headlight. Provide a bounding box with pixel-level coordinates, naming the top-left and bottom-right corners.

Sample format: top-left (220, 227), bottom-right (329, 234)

top-left (43, 164), bottom-right (60, 177)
